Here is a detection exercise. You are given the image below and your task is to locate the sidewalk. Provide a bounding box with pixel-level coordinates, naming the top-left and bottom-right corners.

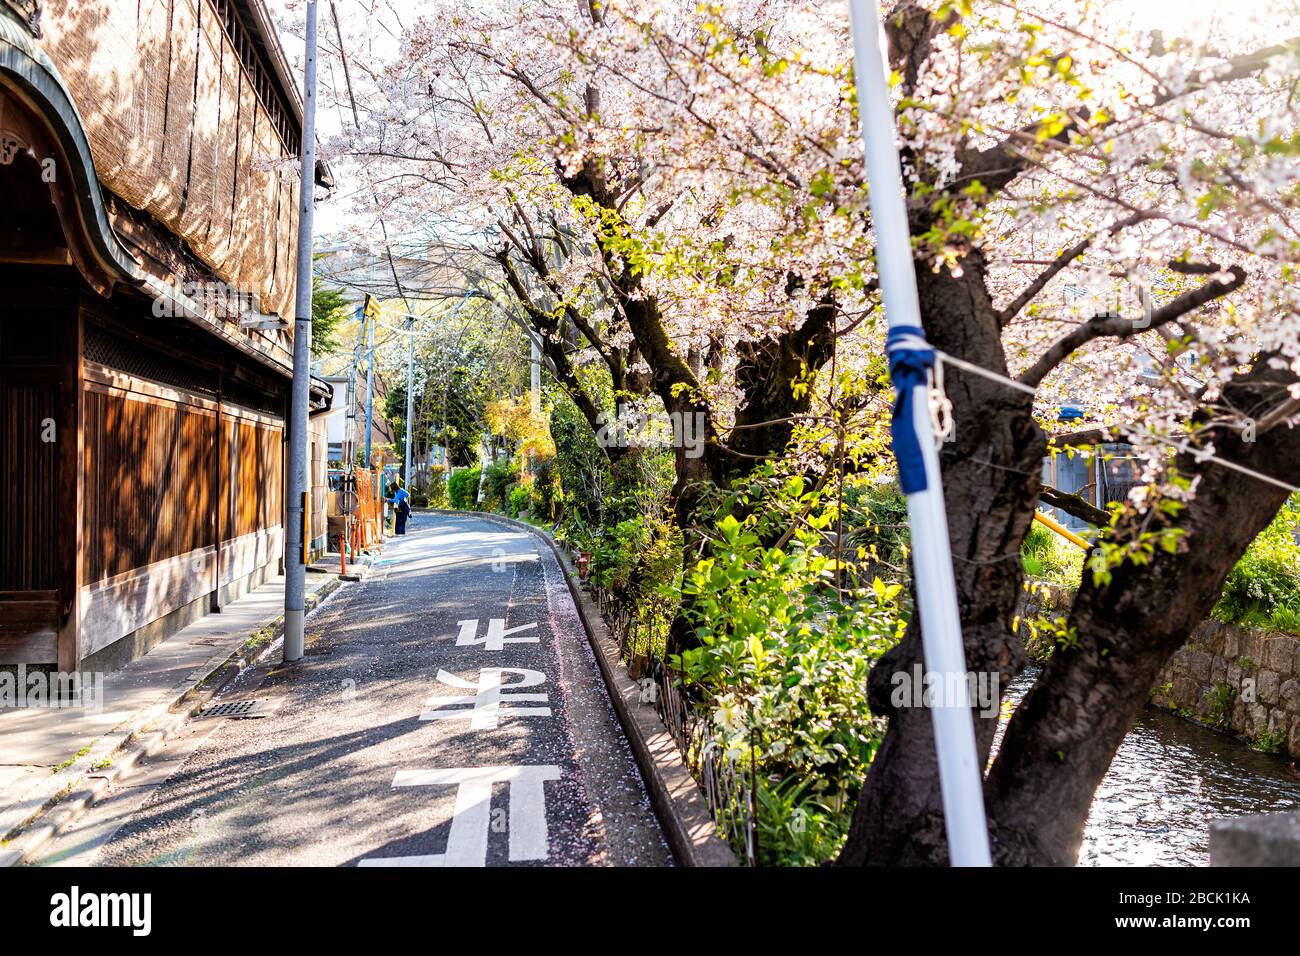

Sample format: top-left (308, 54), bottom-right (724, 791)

top-left (0, 559), bottom-right (364, 863)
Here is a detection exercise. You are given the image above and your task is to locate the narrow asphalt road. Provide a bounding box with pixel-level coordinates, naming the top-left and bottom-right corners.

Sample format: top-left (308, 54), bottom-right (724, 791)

top-left (32, 513), bottom-right (671, 867)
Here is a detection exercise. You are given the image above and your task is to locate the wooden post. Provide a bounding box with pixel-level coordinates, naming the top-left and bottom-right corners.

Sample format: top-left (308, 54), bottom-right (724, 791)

top-left (212, 383), bottom-right (223, 611)
top-left (57, 303), bottom-right (83, 675)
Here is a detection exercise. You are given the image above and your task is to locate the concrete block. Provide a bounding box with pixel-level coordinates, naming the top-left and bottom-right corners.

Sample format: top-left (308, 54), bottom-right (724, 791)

top-left (1211, 812), bottom-right (1300, 866)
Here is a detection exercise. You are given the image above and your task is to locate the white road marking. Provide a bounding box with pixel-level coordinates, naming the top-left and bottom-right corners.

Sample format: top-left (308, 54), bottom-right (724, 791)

top-left (357, 765), bottom-right (562, 867)
top-left (419, 668), bottom-right (551, 730)
top-left (454, 618), bottom-right (539, 651)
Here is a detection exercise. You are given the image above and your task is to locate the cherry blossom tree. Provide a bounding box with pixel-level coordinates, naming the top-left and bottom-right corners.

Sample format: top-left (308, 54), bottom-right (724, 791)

top-left (317, 0), bottom-right (1300, 864)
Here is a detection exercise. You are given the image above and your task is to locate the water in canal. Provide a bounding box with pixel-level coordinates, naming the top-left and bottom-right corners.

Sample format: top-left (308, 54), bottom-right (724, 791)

top-left (999, 668), bottom-right (1300, 865)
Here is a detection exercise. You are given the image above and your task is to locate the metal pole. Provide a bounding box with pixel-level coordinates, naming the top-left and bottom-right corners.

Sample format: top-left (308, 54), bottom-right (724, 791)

top-left (530, 334), bottom-right (541, 414)
top-left (365, 304), bottom-right (375, 466)
top-left (284, 0), bottom-right (318, 663)
top-left (345, 305), bottom-right (364, 469)
top-left (404, 315), bottom-right (414, 486)
top-left (848, 0), bottom-right (991, 866)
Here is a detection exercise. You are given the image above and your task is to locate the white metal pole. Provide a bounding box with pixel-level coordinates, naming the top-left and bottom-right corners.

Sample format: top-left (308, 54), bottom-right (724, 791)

top-left (365, 306), bottom-right (375, 466)
top-left (284, 0), bottom-right (318, 663)
top-left (848, 0), bottom-right (992, 866)
top-left (404, 316), bottom-right (415, 486)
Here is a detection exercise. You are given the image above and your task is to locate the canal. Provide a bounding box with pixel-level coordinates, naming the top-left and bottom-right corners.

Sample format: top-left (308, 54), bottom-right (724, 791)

top-left (1000, 668), bottom-right (1300, 865)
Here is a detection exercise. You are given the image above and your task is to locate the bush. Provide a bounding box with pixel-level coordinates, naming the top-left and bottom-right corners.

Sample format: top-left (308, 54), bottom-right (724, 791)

top-left (509, 485), bottom-right (530, 518)
top-left (531, 455), bottom-right (561, 520)
top-left (410, 493), bottom-right (429, 508)
top-left (678, 511), bottom-right (903, 865)
top-left (447, 466), bottom-right (481, 510)
top-left (550, 391), bottom-right (610, 524)
top-left (1021, 521), bottom-right (1087, 590)
top-left (1215, 495), bottom-right (1300, 634)
top-left (426, 476), bottom-right (449, 509)
top-left (482, 459), bottom-right (520, 512)
top-left (843, 481), bottom-right (910, 573)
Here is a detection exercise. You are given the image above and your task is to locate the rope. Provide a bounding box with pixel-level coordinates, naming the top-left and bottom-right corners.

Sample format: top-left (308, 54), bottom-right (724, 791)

top-left (934, 351), bottom-right (1039, 397)
top-left (907, 341), bottom-right (1299, 495)
top-left (1143, 433), bottom-right (1300, 495)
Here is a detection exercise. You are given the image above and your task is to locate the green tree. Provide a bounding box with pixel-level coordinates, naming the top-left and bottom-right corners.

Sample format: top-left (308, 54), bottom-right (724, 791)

top-left (311, 262), bottom-right (351, 356)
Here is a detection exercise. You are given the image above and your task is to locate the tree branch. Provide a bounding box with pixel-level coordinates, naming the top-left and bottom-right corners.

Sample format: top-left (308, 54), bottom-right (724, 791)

top-left (1019, 265), bottom-right (1246, 388)
top-left (997, 213), bottom-right (1146, 326)
top-left (1038, 485), bottom-right (1109, 527)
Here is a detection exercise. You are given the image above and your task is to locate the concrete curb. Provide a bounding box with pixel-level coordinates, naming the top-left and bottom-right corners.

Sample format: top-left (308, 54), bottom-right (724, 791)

top-left (0, 558), bottom-right (371, 868)
top-left (436, 509), bottom-right (736, 867)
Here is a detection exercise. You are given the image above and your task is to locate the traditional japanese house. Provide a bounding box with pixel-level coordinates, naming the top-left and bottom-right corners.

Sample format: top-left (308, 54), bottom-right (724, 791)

top-left (0, 0), bottom-right (331, 674)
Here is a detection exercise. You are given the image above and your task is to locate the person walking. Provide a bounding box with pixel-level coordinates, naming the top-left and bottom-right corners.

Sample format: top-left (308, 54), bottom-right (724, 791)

top-left (389, 478), bottom-right (412, 535)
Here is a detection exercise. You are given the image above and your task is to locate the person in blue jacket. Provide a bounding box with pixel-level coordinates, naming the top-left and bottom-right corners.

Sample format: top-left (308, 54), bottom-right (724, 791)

top-left (388, 478), bottom-right (411, 535)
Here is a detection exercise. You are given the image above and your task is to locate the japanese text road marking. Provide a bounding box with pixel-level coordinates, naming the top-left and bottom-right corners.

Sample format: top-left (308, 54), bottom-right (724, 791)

top-left (419, 668), bottom-right (551, 730)
top-left (454, 618), bottom-right (539, 651)
top-left (358, 765), bottom-right (562, 867)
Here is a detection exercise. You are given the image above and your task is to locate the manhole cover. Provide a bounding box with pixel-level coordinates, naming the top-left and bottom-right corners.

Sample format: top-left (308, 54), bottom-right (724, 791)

top-left (196, 698), bottom-right (281, 720)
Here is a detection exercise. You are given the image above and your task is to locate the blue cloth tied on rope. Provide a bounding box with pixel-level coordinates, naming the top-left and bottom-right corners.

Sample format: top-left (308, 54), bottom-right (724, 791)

top-left (886, 324), bottom-right (935, 495)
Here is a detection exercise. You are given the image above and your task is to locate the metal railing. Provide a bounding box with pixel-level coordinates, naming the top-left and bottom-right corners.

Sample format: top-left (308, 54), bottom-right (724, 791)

top-left (580, 552), bottom-right (758, 864)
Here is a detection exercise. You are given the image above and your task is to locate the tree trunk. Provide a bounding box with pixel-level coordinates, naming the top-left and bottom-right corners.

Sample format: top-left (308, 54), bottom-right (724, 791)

top-left (983, 363), bottom-right (1300, 864)
top-left (839, 253), bottom-right (1046, 865)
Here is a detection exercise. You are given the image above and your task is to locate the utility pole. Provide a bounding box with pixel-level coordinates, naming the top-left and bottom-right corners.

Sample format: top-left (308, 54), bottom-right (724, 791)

top-left (404, 314), bottom-right (415, 487)
top-left (364, 303), bottom-right (375, 466)
top-left (284, 0), bottom-right (318, 664)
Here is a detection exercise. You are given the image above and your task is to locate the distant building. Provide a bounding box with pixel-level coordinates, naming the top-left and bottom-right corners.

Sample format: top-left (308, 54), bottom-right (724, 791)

top-left (318, 371), bottom-right (395, 467)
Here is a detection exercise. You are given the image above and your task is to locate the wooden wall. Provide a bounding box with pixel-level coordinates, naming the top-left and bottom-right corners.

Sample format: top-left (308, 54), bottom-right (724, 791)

top-left (78, 331), bottom-right (285, 660)
top-left (222, 410), bottom-right (283, 544)
top-left (81, 383), bottom-right (217, 584)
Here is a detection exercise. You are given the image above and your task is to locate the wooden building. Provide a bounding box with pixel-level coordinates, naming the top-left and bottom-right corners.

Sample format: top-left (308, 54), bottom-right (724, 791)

top-left (0, 0), bottom-right (330, 674)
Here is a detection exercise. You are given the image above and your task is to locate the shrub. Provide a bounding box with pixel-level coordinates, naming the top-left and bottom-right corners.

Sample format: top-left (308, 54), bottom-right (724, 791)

top-left (509, 485), bottom-right (530, 518)
top-left (1021, 521), bottom-right (1087, 590)
top-left (550, 392), bottom-right (609, 524)
top-left (426, 476), bottom-right (449, 509)
top-left (530, 456), bottom-right (560, 520)
top-left (1215, 496), bottom-right (1300, 633)
top-left (843, 480), bottom-right (910, 572)
top-left (678, 511), bottom-right (903, 865)
top-left (447, 466), bottom-right (481, 510)
top-left (483, 459), bottom-right (520, 512)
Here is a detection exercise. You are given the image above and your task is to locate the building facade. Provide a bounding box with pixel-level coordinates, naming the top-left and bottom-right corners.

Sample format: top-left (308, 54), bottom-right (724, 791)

top-left (0, 0), bottom-right (328, 674)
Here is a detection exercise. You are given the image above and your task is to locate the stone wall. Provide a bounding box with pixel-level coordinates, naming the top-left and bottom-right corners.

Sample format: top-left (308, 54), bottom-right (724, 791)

top-left (1152, 622), bottom-right (1300, 759)
top-left (1014, 581), bottom-right (1300, 759)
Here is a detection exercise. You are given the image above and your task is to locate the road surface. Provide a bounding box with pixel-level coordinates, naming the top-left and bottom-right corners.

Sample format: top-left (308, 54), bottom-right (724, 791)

top-left (31, 513), bottom-right (671, 867)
